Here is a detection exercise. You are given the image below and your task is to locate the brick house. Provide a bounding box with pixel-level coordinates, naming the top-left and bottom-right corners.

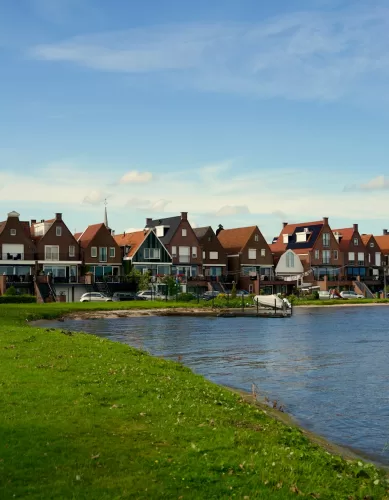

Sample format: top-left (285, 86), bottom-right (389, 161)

top-left (331, 224), bottom-right (368, 281)
top-left (270, 217), bottom-right (341, 286)
top-left (114, 228), bottom-right (172, 276)
top-left (145, 212), bottom-right (202, 279)
top-left (31, 213), bottom-right (82, 282)
top-left (217, 225), bottom-right (273, 294)
top-left (193, 226), bottom-right (228, 279)
top-left (0, 211), bottom-right (36, 293)
top-left (75, 223), bottom-right (122, 281)
top-left (361, 234), bottom-right (383, 284)
top-left (374, 230), bottom-right (389, 267)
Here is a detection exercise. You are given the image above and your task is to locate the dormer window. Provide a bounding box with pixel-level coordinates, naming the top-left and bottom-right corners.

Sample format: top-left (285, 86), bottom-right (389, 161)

top-left (10, 229), bottom-right (16, 236)
top-left (283, 234), bottom-right (289, 244)
top-left (56, 226), bottom-right (62, 237)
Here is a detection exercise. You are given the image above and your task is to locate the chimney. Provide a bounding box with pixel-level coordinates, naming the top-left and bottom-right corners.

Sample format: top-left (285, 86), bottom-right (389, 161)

top-left (55, 213), bottom-right (62, 221)
top-left (384, 229), bottom-right (388, 236)
top-left (353, 223), bottom-right (358, 232)
top-left (123, 231), bottom-right (126, 237)
top-left (146, 218), bottom-right (152, 226)
top-left (181, 212), bottom-right (188, 221)
top-left (31, 219), bottom-right (36, 225)
top-left (323, 217), bottom-right (329, 225)
top-left (282, 222), bottom-right (288, 228)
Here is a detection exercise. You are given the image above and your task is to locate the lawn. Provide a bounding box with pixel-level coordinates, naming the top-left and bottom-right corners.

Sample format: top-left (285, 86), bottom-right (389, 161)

top-left (0, 303), bottom-right (388, 499)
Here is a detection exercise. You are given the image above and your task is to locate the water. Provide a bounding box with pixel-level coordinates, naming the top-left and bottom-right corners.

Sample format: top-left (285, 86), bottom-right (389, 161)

top-left (46, 306), bottom-right (389, 464)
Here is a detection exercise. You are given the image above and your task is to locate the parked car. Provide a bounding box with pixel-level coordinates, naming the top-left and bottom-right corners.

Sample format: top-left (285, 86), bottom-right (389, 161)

top-left (80, 292), bottom-right (112, 302)
top-left (112, 292), bottom-right (147, 302)
top-left (339, 291), bottom-right (364, 299)
top-left (236, 290), bottom-right (250, 297)
top-left (201, 291), bottom-right (220, 301)
top-left (136, 290), bottom-right (167, 301)
top-left (319, 291), bottom-right (340, 300)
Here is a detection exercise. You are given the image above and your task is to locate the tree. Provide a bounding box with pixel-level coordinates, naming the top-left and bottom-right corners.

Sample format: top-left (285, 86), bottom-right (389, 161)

top-left (161, 276), bottom-right (180, 297)
top-left (126, 269), bottom-right (151, 291)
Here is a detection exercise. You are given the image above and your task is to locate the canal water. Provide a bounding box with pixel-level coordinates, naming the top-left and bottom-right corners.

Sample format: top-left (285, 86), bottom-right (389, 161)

top-left (46, 306), bottom-right (389, 464)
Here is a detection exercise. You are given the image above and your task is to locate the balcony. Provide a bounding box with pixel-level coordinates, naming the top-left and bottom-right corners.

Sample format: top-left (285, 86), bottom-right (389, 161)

top-left (1, 253), bottom-right (25, 261)
top-left (41, 252), bottom-right (81, 262)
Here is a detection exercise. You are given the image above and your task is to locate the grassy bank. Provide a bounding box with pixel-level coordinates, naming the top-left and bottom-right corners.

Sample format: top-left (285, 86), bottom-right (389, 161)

top-left (1, 304), bottom-right (388, 499)
top-left (293, 298), bottom-right (389, 306)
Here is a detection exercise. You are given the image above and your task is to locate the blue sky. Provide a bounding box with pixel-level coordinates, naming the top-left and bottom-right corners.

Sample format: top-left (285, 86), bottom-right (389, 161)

top-left (1, 0), bottom-right (389, 241)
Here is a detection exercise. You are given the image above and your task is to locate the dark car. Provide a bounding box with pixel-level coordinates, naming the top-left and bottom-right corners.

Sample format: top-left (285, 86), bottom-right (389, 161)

top-left (112, 292), bottom-right (147, 302)
top-left (201, 291), bottom-right (220, 301)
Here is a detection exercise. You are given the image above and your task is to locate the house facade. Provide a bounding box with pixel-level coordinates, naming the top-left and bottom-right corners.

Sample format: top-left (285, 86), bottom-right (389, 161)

top-left (374, 230), bottom-right (389, 267)
top-left (31, 213), bottom-right (82, 282)
top-left (145, 212), bottom-right (202, 278)
top-left (217, 225), bottom-right (273, 294)
top-left (193, 226), bottom-right (228, 278)
top-left (332, 224), bottom-right (369, 281)
top-left (76, 223), bottom-right (122, 280)
top-left (115, 228), bottom-right (172, 276)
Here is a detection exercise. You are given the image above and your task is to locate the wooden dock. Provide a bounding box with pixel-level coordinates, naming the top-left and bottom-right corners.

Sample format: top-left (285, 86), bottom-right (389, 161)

top-left (216, 307), bottom-right (292, 318)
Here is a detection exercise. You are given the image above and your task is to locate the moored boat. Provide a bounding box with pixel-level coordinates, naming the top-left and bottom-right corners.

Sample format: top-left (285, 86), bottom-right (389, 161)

top-left (253, 294), bottom-right (291, 310)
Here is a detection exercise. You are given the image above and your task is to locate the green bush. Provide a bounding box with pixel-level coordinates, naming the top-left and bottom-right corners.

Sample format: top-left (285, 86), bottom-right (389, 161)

top-left (0, 295), bottom-right (36, 304)
top-left (4, 286), bottom-right (17, 296)
top-left (176, 293), bottom-right (195, 302)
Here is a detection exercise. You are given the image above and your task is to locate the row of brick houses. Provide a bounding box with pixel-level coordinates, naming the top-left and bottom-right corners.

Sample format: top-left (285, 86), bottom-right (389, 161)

top-left (1, 209), bottom-right (389, 300)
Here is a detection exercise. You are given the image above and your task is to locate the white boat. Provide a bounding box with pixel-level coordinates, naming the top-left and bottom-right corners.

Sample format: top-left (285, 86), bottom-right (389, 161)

top-left (253, 294), bottom-right (291, 310)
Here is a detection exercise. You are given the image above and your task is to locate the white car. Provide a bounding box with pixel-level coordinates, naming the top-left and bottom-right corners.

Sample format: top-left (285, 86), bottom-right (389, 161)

top-left (339, 291), bottom-right (364, 299)
top-left (80, 292), bottom-right (112, 302)
top-left (136, 290), bottom-right (166, 301)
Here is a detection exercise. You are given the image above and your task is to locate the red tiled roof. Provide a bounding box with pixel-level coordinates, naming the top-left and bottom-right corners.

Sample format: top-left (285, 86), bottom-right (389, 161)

top-left (114, 230), bottom-right (148, 258)
top-left (374, 235), bottom-right (389, 254)
top-left (332, 228), bottom-right (355, 252)
top-left (217, 226), bottom-right (256, 254)
top-left (271, 220), bottom-right (323, 254)
top-left (0, 221), bottom-right (6, 235)
top-left (361, 234), bottom-right (372, 246)
top-left (77, 223), bottom-right (105, 249)
top-left (74, 232), bottom-right (82, 241)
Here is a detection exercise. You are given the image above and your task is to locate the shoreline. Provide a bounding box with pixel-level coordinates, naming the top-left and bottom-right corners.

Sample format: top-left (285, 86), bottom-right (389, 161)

top-left (34, 309), bottom-right (389, 470)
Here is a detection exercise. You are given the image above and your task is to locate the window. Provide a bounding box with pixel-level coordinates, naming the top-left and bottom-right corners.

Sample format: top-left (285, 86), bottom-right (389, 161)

top-left (91, 246), bottom-right (97, 258)
top-left (348, 252), bottom-right (355, 262)
top-left (353, 238), bottom-right (359, 246)
top-left (286, 252), bottom-right (295, 268)
top-left (333, 250), bottom-right (338, 260)
top-left (144, 248), bottom-right (160, 259)
top-left (44, 245), bottom-right (59, 261)
top-left (109, 247), bottom-right (115, 258)
top-left (182, 228), bottom-right (187, 237)
top-left (260, 249), bottom-right (266, 257)
top-left (172, 246), bottom-right (177, 257)
top-left (323, 233), bottom-right (330, 247)
top-left (296, 232), bottom-right (307, 243)
top-left (178, 246), bottom-right (190, 263)
top-left (322, 250), bottom-right (331, 264)
top-left (248, 248), bottom-right (257, 260)
top-left (69, 245), bottom-right (75, 257)
top-left (254, 234), bottom-right (259, 242)
top-left (10, 229), bottom-right (16, 236)
top-left (314, 249), bottom-right (320, 259)
top-left (358, 252), bottom-right (364, 265)
top-left (192, 247), bottom-right (197, 258)
top-left (370, 242), bottom-right (374, 248)
top-left (208, 236), bottom-right (212, 242)
top-left (99, 247), bottom-right (107, 262)
top-left (368, 253), bottom-right (371, 263)
top-left (202, 251), bottom-right (206, 259)
top-left (209, 251), bottom-right (218, 260)
top-left (283, 234), bottom-right (289, 244)
top-left (56, 226), bottom-right (62, 237)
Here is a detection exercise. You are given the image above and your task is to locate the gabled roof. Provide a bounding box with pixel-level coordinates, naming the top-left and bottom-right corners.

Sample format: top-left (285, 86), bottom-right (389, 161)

top-left (374, 235), bottom-right (389, 254)
top-left (193, 226), bottom-right (211, 240)
top-left (114, 229), bottom-right (150, 258)
top-left (332, 228), bottom-right (355, 252)
top-left (217, 226), bottom-right (256, 254)
top-left (145, 216), bottom-right (181, 244)
top-left (271, 220), bottom-right (324, 254)
top-left (74, 232), bottom-right (82, 241)
top-left (361, 234), bottom-right (373, 246)
top-left (0, 221), bottom-right (6, 235)
top-left (77, 223), bottom-right (105, 249)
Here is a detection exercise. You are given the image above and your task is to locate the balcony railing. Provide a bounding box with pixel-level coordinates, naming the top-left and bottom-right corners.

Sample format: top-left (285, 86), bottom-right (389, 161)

top-left (1, 253), bottom-right (25, 261)
top-left (41, 252), bottom-right (81, 261)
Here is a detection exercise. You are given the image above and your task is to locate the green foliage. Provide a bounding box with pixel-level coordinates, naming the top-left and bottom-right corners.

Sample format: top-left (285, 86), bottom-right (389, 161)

top-left (4, 285), bottom-right (17, 296)
top-left (0, 303), bottom-right (387, 499)
top-left (231, 281), bottom-right (237, 299)
top-left (126, 269), bottom-right (150, 291)
top-left (161, 275), bottom-right (180, 296)
top-left (0, 295), bottom-right (36, 303)
top-left (176, 293), bottom-right (196, 302)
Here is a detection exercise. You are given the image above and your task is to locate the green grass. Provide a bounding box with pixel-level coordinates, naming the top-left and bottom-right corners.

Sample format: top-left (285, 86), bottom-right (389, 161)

top-left (1, 303), bottom-right (388, 499)
top-left (293, 298), bottom-right (389, 306)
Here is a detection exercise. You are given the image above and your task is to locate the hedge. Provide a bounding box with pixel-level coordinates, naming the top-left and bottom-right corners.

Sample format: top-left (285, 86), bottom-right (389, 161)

top-left (0, 295), bottom-right (36, 304)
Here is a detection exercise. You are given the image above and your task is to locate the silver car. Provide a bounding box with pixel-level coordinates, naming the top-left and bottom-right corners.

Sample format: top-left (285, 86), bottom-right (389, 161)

top-left (339, 291), bottom-right (364, 299)
top-left (80, 292), bottom-right (112, 302)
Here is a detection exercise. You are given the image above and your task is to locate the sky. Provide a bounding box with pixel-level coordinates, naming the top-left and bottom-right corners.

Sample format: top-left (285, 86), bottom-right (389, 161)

top-left (1, 0), bottom-right (389, 241)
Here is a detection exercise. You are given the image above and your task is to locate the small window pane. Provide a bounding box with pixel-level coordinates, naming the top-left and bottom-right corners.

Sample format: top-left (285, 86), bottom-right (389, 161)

top-left (91, 247), bottom-right (97, 258)
top-left (182, 229), bottom-right (187, 236)
top-left (56, 227), bottom-right (62, 236)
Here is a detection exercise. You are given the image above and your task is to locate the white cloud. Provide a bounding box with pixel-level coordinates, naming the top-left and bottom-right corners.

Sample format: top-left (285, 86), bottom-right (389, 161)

top-left (29, 7), bottom-right (389, 101)
top-left (344, 175), bottom-right (389, 192)
top-left (213, 205), bottom-right (251, 217)
top-left (125, 197), bottom-right (151, 207)
top-left (120, 170), bottom-right (153, 184)
top-left (83, 190), bottom-right (111, 205)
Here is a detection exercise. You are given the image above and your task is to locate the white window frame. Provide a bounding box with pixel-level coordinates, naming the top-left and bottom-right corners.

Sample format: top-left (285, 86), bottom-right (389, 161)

top-left (69, 245), bottom-right (75, 257)
top-left (10, 229), bottom-right (16, 236)
top-left (44, 245), bottom-right (59, 261)
top-left (314, 249), bottom-right (319, 259)
top-left (348, 252), bottom-right (355, 261)
top-left (91, 246), bottom-right (97, 258)
top-left (144, 248), bottom-right (160, 259)
top-left (286, 252), bottom-right (294, 268)
top-left (353, 238), bottom-right (359, 246)
top-left (209, 251), bottom-right (218, 260)
top-left (192, 247), bottom-right (197, 258)
top-left (202, 251), bottom-right (206, 259)
top-left (109, 247), bottom-right (115, 258)
top-left (333, 250), bottom-right (338, 260)
top-left (172, 246), bottom-right (177, 257)
top-left (260, 249), bottom-right (266, 257)
top-left (357, 252), bottom-right (364, 264)
top-left (283, 234), bottom-right (289, 244)
top-left (248, 248), bottom-right (256, 260)
top-left (182, 228), bottom-right (187, 237)
top-left (322, 233), bottom-right (330, 247)
top-left (99, 247), bottom-right (108, 262)
top-left (56, 226), bottom-right (62, 237)
top-left (254, 234), bottom-right (259, 242)
top-left (322, 250), bottom-right (331, 264)
top-left (370, 242), bottom-right (374, 248)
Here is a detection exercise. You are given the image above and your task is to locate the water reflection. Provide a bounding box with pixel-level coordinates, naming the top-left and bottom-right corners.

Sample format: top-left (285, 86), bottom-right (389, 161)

top-left (47, 307), bottom-right (389, 463)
